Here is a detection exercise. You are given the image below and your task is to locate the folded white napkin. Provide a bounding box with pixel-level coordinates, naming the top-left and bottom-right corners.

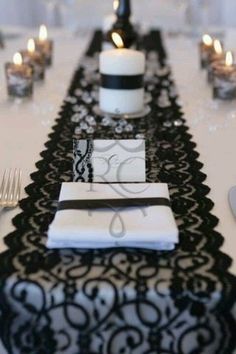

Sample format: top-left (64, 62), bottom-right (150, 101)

top-left (47, 182), bottom-right (179, 250)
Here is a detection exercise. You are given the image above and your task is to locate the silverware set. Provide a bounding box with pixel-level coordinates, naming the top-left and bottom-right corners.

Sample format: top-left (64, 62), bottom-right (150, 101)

top-left (0, 169), bottom-right (22, 210)
top-left (229, 186), bottom-right (236, 218)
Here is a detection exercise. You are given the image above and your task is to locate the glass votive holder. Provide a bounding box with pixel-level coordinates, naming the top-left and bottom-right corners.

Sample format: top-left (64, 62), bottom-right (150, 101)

top-left (20, 49), bottom-right (45, 81)
top-left (199, 35), bottom-right (214, 69)
top-left (20, 39), bottom-right (45, 81)
top-left (35, 39), bottom-right (53, 67)
top-left (213, 64), bottom-right (236, 100)
top-left (34, 25), bottom-right (53, 67)
top-left (5, 53), bottom-right (33, 98)
top-left (208, 57), bottom-right (225, 84)
top-left (207, 40), bottom-right (224, 83)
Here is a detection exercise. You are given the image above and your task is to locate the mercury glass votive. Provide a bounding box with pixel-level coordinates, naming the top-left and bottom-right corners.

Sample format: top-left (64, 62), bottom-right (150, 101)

top-left (5, 53), bottom-right (33, 98)
top-left (21, 39), bottom-right (45, 81)
top-left (208, 59), bottom-right (224, 84)
top-left (199, 34), bottom-right (214, 69)
top-left (207, 39), bottom-right (224, 83)
top-left (213, 52), bottom-right (236, 100)
top-left (35, 25), bottom-right (53, 67)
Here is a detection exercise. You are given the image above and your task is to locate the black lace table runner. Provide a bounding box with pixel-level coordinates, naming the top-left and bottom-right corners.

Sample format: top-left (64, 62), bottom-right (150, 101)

top-left (0, 30), bottom-right (236, 354)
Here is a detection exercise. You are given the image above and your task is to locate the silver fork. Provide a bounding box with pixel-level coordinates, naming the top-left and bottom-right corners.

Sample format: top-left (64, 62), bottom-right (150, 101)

top-left (0, 169), bottom-right (22, 210)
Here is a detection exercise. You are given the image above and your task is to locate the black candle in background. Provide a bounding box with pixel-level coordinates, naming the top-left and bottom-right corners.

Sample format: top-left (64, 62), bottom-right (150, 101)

top-left (105, 0), bottom-right (137, 49)
top-left (116, 0), bottom-right (131, 19)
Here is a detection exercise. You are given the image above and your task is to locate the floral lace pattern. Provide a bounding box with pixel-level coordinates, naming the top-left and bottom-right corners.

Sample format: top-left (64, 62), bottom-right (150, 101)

top-left (0, 31), bottom-right (235, 354)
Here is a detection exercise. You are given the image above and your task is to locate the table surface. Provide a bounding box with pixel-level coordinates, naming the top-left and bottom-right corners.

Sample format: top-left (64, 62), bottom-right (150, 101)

top-left (0, 26), bottom-right (236, 278)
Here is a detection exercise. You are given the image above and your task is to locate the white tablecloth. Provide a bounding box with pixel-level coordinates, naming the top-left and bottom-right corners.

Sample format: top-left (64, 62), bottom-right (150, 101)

top-left (0, 0), bottom-right (233, 28)
top-left (0, 27), bottom-right (236, 280)
top-left (166, 30), bottom-right (236, 277)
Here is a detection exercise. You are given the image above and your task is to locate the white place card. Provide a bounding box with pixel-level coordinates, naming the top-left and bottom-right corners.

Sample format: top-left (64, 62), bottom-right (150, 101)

top-left (73, 139), bottom-right (146, 182)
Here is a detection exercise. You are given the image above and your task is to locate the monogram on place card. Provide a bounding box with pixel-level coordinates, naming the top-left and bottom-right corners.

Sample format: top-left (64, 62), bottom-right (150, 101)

top-left (73, 139), bottom-right (146, 183)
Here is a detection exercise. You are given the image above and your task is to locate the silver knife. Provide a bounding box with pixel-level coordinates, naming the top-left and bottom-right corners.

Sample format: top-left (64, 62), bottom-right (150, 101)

top-left (229, 186), bottom-right (236, 218)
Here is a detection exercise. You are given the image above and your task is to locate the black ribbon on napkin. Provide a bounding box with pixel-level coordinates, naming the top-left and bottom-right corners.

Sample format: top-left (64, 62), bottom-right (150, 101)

top-left (57, 198), bottom-right (171, 211)
top-left (101, 74), bottom-right (143, 90)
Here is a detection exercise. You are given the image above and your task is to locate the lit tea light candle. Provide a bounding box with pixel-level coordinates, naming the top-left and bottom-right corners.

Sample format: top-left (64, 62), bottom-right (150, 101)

top-left (5, 52), bottom-right (33, 98)
top-left (210, 39), bottom-right (224, 63)
top-left (213, 51), bottom-right (236, 100)
top-left (199, 34), bottom-right (214, 69)
top-left (99, 32), bottom-right (145, 114)
top-left (207, 39), bottom-right (225, 83)
top-left (35, 25), bottom-right (53, 66)
top-left (21, 38), bottom-right (45, 81)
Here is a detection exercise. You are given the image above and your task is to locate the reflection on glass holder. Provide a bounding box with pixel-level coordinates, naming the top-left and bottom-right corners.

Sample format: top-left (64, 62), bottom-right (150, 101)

top-left (93, 104), bottom-right (151, 120)
top-left (144, 92), bottom-right (152, 104)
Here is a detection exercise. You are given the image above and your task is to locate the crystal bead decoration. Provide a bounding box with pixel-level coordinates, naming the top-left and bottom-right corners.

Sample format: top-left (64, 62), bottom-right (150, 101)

top-left (174, 119), bottom-right (183, 127)
top-left (124, 124), bottom-right (133, 132)
top-left (115, 126), bottom-right (123, 134)
top-left (74, 127), bottom-right (82, 135)
top-left (101, 116), bottom-right (113, 127)
top-left (135, 133), bottom-right (145, 139)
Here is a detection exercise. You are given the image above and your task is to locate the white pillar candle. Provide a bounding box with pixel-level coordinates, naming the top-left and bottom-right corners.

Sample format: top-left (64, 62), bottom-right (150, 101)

top-left (99, 46), bottom-right (145, 115)
top-left (102, 41), bottom-right (115, 52)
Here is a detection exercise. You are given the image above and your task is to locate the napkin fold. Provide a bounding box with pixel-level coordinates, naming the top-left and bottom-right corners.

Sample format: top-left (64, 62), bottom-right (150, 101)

top-left (47, 182), bottom-right (179, 250)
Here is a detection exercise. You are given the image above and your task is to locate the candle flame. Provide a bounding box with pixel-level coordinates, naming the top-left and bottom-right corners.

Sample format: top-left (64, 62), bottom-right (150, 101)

top-left (113, 0), bottom-right (119, 11)
top-left (27, 38), bottom-right (35, 53)
top-left (39, 24), bottom-right (47, 41)
top-left (13, 52), bottom-right (23, 65)
top-left (202, 34), bottom-right (213, 46)
top-left (111, 32), bottom-right (124, 49)
top-left (213, 39), bottom-right (222, 55)
top-left (226, 51), bottom-right (233, 67)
